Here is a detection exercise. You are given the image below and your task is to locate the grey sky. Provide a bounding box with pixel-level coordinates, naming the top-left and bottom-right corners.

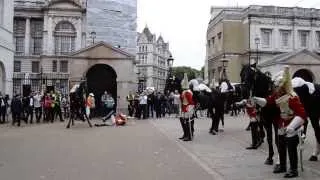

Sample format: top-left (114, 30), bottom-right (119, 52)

top-left (137, 0), bottom-right (320, 70)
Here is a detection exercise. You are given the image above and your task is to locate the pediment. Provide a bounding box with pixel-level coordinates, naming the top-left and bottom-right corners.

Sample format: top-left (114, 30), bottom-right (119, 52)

top-left (285, 53), bottom-right (320, 65)
top-left (71, 42), bottom-right (135, 59)
top-left (48, 0), bottom-right (82, 10)
top-left (259, 49), bottom-right (320, 67)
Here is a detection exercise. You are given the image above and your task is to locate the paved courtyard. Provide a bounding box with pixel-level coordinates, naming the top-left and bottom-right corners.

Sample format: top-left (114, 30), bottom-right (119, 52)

top-left (0, 114), bottom-right (319, 180)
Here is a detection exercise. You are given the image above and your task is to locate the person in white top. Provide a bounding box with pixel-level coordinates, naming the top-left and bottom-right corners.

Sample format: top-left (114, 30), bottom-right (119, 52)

top-left (139, 92), bottom-right (148, 119)
top-left (33, 91), bottom-right (42, 123)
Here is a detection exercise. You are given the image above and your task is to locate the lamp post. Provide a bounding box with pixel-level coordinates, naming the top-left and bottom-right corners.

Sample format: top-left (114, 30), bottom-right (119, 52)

top-left (165, 55), bottom-right (174, 93)
top-left (90, 31), bottom-right (96, 44)
top-left (255, 37), bottom-right (260, 64)
top-left (220, 53), bottom-right (229, 82)
top-left (136, 71), bottom-right (141, 93)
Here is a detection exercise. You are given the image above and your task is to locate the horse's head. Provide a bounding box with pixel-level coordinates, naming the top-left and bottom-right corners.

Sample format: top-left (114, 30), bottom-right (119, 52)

top-left (240, 64), bottom-right (273, 98)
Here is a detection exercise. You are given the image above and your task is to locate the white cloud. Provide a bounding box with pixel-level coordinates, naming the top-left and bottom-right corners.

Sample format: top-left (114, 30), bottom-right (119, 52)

top-left (138, 0), bottom-right (320, 70)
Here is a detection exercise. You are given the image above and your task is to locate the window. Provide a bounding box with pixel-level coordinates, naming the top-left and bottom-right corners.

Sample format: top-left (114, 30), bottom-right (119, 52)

top-left (261, 29), bottom-right (272, 48)
top-left (299, 31), bottom-right (309, 48)
top-left (14, 61), bottom-right (21, 72)
top-left (52, 60), bottom-right (57, 72)
top-left (217, 32), bottom-right (222, 39)
top-left (212, 37), bottom-right (215, 48)
top-left (316, 31), bottom-right (320, 48)
top-left (54, 21), bottom-right (76, 55)
top-left (30, 19), bottom-right (43, 55)
top-left (280, 30), bottom-right (290, 48)
top-left (207, 40), bottom-right (210, 48)
top-left (31, 61), bottom-right (39, 73)
top-left (60, 61), bottom-right (68, 73)
top-left (14, 19), bottom-right (26, 55)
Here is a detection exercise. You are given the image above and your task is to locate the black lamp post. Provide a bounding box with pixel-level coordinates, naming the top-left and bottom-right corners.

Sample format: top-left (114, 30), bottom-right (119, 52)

top-left (136, 71), bottom-right (141, 93)
top-left (165, 55), bottom-right (174, 93)
top-left (255, 37), bottom-right (260, 64)
top-left (220, 53), bottom-right (229, 82)
top-left (90, 31), bottom-right (96, 44)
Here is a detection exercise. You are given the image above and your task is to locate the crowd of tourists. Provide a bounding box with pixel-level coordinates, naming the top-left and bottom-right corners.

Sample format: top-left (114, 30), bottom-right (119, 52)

top-left (0, 91), bottom-right (69, 126)
top-left (126, 90), bottom-right (182, 119)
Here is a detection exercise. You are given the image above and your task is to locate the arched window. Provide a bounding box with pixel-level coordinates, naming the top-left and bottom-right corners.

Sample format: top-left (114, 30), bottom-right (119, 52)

top-left (54, 21), bottom-right (76, 55)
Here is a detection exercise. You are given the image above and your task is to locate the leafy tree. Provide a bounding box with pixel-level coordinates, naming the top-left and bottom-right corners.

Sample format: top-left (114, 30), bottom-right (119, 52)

top-left (172, 66), bottom-right (200, 81)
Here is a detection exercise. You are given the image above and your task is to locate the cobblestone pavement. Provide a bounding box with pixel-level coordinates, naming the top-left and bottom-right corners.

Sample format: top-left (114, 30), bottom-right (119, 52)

top-left (151, 114), bottom-right (320, 180)
top-left (0, 115), bottom-right (320, 180)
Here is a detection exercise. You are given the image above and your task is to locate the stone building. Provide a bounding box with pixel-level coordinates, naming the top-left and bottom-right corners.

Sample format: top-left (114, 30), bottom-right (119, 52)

top-left (0, 0), bottom-right (14, 96)
top-left (13, 0), bottom-right (137, 111)
top-left (205, 5), bottom-right (320, 83)
top-left (13, 0), bottom-right (87, 96)
top-left (86, 0), bottom-right (137, 54)
top-left (136, 26), bottom-right (172, 92)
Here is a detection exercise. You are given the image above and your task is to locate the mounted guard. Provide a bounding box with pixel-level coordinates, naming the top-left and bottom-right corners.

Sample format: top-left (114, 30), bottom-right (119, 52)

top-left (252, 66), bottom-right (306, 178)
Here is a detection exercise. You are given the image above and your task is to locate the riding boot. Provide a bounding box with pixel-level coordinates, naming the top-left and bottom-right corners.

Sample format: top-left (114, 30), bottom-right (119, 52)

top-left (179, 117), bottom-right (187, 140)
top-left (274, 135), bottom-right (287, 174)
top-left (284, 135), bottom-right (299, 178)
top-left (183, 118), bottom-right (192, 141)
top-left (247, 122), bottom-right (259, 150)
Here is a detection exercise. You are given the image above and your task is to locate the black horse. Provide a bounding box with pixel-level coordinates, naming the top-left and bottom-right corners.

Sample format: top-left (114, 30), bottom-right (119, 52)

top-left (66, 82), bottom-right (92, 128)
top-left (189, 80), bottom-right (225, 135)
top-left (240, 64), bottom-right (280, 165)
top-left (293, 79), bottom-right (320, 161)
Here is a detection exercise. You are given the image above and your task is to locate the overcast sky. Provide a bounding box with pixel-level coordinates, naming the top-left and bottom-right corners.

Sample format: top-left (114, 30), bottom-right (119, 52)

top-left (137, 0), bottom-right (320, 70)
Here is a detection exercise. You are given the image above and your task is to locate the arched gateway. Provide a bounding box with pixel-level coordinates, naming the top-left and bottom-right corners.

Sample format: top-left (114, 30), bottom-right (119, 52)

top-left (293, 69), bottom-right (314, 83)
top-left (86, 64), bottom-right (117, 116)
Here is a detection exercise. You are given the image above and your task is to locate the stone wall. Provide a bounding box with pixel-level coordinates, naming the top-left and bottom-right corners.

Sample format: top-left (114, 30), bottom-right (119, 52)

top-left (87, 0), bottom-right (137, 54)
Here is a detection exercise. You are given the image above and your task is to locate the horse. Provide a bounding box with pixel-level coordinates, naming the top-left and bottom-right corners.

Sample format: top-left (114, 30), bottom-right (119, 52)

top-left (66, 82), bottom-right (92, 128)
top-left (189, 79), bottom-right (225, 135)
top-left (240, 64), bottom-right (280, 165)
top-left (292, 77), bottom-right (320, 161)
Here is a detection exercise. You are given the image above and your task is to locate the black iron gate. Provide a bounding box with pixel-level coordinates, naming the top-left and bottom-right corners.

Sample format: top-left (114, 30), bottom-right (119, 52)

top-left (13, 73), bottom-right (69, 96)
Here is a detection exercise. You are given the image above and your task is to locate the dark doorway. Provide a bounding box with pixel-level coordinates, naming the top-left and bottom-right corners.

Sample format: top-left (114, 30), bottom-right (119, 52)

top-left (23, 85), bottom-right (31, 97)
top-left (86, 64), bottom-right (117, 117)
top-left (293, 69), bottom-right (314, 83)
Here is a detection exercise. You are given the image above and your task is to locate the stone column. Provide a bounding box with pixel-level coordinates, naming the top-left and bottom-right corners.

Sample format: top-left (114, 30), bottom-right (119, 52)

top-left (25, 18), bottom-right (31, 55)
top-left (47, 16), bottom-right (54, 55)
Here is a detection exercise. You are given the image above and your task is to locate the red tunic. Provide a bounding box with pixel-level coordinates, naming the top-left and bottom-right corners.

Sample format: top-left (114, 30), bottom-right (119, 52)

top-left (266, 93), bottom-right (307, 129)
top-left (180, 90), bottom-right (194, 113)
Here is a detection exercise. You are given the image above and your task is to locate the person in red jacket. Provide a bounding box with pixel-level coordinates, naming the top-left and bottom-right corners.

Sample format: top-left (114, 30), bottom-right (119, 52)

top-left (253, 66), bottom-right (306, 178)
top-left (179, 73), bottom-right (195, 141)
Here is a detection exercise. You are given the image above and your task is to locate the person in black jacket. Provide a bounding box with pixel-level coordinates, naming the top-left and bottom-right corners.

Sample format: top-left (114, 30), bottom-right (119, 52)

top-left (11, 94), bottom-right (24, 126)
top-left (154, 92), bottom-right (162, 118)
top-left (147, 92), bottom-right (155, 118)
top-left (0, 93), bottom-right (8, 124)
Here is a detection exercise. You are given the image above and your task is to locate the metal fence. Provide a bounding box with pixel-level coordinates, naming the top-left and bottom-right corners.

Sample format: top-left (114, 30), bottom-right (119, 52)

top-left (13, 73), bottom-right (69, 97)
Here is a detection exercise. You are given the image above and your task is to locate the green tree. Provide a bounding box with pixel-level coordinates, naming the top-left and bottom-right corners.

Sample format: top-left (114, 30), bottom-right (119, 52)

top-left (172, 66), bottom-right (200, 81)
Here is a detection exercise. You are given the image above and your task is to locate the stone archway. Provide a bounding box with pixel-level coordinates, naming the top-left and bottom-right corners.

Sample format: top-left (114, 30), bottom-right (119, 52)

top-left (86, 64), bottom-right (117, 116)
top-left (293, 69), bottom-right (314, 83)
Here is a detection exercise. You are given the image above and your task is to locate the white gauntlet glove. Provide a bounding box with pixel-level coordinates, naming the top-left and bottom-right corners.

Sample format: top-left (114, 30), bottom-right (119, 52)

top-left (252, 97), bottom-right (267, 107)
top-left (286, 116), bottom-right (304, 137)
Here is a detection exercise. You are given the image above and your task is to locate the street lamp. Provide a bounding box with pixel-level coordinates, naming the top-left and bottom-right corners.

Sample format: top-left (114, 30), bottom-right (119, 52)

top-left (220, 53), bottom-right (229, 82)
top-left (165, 55), bottom-right (174, 93)
top-left (90, 31), bottom-right (96, 44)
top-left (255, 37), bottom-right (260, 64)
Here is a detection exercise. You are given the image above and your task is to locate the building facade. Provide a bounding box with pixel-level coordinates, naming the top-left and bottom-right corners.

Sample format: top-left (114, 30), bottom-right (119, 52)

top-left (13, 0), bottom-right (87, 96)
top-left (13, 0), bottom-right (137, 111)
top-left (86, 0), bottom-right (137, 55)
top-left (0, 0), bottom-right (14, 96)
top-left (206, 5), bottom-right (320, 83)
top-left (136, 26), bottom-right (171, 92)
